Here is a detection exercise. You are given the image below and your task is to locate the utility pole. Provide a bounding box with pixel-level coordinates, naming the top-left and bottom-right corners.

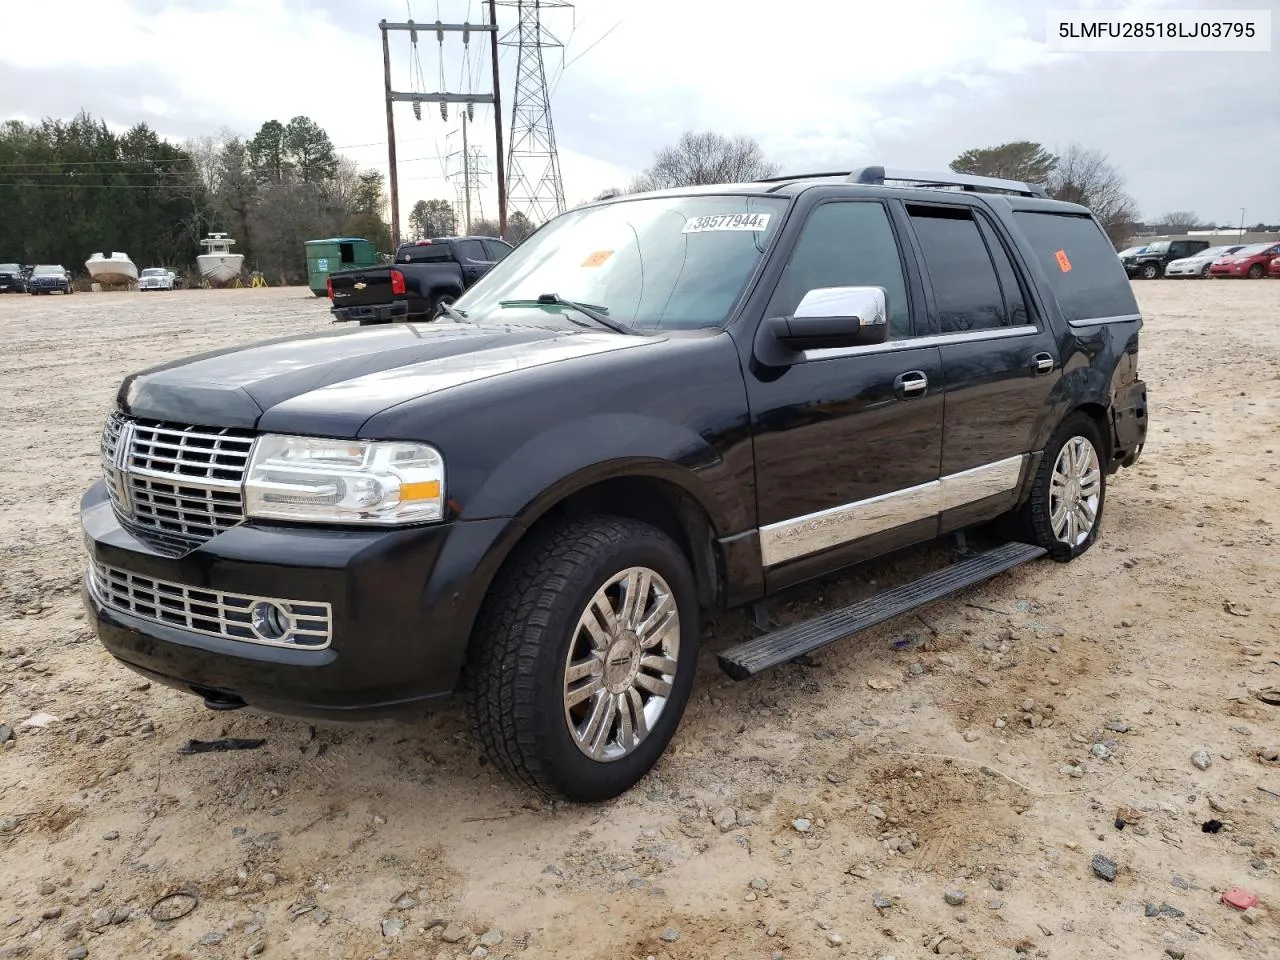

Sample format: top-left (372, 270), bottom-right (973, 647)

top-left (488, 0), bottom-right (507, 239)
top-left (378, 16), bottom-right (501, 248)
top-left (381, 20), bottom-right (401, 247)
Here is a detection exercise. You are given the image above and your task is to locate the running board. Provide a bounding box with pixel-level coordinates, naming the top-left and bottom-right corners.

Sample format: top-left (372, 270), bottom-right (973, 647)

top-left (716, 541), bottom-right (1047, 680)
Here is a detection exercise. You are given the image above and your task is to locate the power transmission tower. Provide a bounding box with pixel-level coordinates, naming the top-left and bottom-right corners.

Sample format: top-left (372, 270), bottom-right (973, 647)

top-left (498, 1), bottom-right (569, 225)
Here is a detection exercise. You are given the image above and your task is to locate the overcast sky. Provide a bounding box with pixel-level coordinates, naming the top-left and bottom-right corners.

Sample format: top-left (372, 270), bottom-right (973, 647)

top-left (2, 0), bottom-right (1276, 229)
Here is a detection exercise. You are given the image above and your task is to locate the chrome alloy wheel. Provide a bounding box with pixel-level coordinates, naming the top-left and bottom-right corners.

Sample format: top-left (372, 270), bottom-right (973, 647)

top-left (1050, 436), bottom-right (1101, 547)
top-left (562, 566), bottom-right (679, 762)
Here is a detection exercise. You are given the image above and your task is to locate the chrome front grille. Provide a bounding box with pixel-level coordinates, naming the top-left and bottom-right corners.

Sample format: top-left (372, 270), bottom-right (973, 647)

top-left (101, 412), bottom-right (255, 555)
top-left (88, 560), bottom-right (332, 648)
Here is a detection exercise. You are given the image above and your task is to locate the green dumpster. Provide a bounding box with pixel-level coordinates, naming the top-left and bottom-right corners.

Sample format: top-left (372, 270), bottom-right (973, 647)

top-left (304, 237), bottom-right (380, 297)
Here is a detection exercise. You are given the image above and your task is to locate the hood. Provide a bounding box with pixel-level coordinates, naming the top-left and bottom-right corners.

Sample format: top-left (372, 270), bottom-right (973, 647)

top-left (120, 321), bottom-right (659, 436)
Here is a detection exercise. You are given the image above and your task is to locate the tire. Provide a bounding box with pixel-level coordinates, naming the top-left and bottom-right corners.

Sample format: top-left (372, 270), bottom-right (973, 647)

top-left (1140, 262), bottom-right (1160, 280)
top-left (1201, 264), bottom-right (1213, 278)
top-left (1247, 263), bottom-right (1264, 279)
top-left (1015, 412), bottom-right (1106, 562)
top-left (467, 515), bottom-right (700, 802)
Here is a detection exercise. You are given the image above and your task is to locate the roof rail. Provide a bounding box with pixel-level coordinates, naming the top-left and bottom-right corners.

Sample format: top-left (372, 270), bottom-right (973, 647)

top-left (848, 165), bottom-right (1048, 198)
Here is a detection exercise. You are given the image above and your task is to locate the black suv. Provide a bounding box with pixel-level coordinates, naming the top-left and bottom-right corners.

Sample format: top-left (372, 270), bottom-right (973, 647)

top-left (1120, 238), bottom-right (1210, 279)
top-left (0, 263), bottom-right (27, 293)
top-left (81, 166), bottom-right (1148, 801)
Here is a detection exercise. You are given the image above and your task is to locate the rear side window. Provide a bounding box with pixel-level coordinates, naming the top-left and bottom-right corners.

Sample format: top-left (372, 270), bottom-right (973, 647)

top-left (907, 205), bottom-right (1007, 334)
top-left (399, 243), bottom-right (452, 263)
top-left (1013, 212), bottom-right (1139, 323)
top-left (456, 240), bottom-right (488, 262)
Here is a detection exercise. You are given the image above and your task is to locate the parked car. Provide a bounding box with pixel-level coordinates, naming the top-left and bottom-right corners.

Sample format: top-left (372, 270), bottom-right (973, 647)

top-left (81, 165), bottom-right (1148, 802)
top-left (27, 264), bottom-right (73, 294)
top-left (1270, 256), bottom-right (1280, 278)
top-left (138, 267), bottom-right (177, 291)
top-left (1208, 241), bottom-right (1280, 279)
top-left (1120, 238), bottom-right (1211, 279)
top-left (0, 262), bottom-right (26, 293)
top-left (327, 235), bottom-right (514, 324)
top-left (1163, 244), bottom-right (1245, 278)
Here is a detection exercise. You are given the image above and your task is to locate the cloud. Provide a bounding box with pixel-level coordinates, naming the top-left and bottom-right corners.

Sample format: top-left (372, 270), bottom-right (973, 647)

top-left (1, 0), bottom-right (1275, 225)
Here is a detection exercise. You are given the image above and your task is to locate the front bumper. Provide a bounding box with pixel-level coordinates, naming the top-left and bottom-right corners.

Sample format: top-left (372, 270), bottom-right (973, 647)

top-left (331, 300), bottom-right (410, 324)
top-left (81, 480), bottom-right (518, 720)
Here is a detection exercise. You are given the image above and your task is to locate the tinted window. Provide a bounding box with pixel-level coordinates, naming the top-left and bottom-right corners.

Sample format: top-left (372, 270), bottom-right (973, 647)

top-left (484, 239), bottom-right (514, 261)
top-left (456, 240), bottom-right (488, 262)
top-left (1013, 212), bottom-right (1140, 324)
top-left (768, 201), bottom-right (911, 338)
top-left (975, 216), bottom-right (1030, 328)
top-left (908, 205), bottom-right (1006, 333)
top-left (0, 264), bottom-right (19, 273)
top-left (398, 243), bottom-right (452, 263)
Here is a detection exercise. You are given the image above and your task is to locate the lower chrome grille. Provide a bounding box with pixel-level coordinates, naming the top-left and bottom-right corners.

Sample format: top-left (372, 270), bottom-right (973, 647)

top-left (88, 560), bottom-right (332, 649)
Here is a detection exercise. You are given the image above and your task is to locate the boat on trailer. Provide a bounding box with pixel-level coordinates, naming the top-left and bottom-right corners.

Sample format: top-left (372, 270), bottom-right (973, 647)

top-left (197, 233), bottom-right (245, 286)
top-left (85, 251), bottom-right (138, 287)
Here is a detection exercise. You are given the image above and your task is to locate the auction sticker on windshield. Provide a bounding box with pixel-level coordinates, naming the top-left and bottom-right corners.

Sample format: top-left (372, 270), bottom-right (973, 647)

top-left (682, 213), bottom-right (772, 233)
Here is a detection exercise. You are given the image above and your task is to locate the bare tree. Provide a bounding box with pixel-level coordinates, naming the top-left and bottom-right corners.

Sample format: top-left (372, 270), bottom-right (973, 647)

top-left (640, 131), bottom-right (779, 189)
top-left (1155, 211), bottom-right (1200, 233)
top-left (1047, 145), bottom-right (1139, 247)
top-left (469, 217), bottom-right (501, 237)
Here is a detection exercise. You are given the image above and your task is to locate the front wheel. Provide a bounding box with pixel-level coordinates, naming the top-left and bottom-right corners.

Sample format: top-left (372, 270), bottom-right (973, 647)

top-left (1015, 413), bottom-right (1106, 562)
top-left (1140, 262), bottom-right (1160, 279)
top-left (467, 516), bottom-right (700, 802)
top-left (1247, 263), bottom-right (1264, 279)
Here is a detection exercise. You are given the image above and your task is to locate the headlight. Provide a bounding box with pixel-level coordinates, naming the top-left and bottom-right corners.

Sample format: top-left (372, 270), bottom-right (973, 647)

top-left (244, 435), bottom-right (445, 525)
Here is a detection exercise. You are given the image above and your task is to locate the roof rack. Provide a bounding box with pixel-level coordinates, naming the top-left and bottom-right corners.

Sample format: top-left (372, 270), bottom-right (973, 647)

top-left (847, 165), bottom-right (1048, 198)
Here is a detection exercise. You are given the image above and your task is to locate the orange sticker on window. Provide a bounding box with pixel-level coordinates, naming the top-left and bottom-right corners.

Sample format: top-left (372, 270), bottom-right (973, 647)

top-left (1055, 249), bottom-right (1072, 272)
top-left (581, 250), bottom-right (613, 267)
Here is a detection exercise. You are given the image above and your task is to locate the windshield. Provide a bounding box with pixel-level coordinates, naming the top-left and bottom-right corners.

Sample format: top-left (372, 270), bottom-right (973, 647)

top-left (33, 265), bottom-right (63, 275)
top-left (0, 263), bottom-right (19, 273)
top-left (1142, 241), bottom-right (1170, 253)
top-left (1198, 246), bottom-right (1238, 257)
top-left (1118, 246), bottom-right (1146, 256)
top-left (142, 268), bottom-right (166, 276)
top-left (453, 194), bottom-right (788, 331)
top-left (1233, 243), bottom-right (1274, 256)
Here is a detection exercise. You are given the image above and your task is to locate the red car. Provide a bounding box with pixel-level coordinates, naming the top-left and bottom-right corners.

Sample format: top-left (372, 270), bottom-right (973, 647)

top-left (1209, 241), bottom-right (1280, 279)
top-left (1270, 256), bottom-right (1280, 278)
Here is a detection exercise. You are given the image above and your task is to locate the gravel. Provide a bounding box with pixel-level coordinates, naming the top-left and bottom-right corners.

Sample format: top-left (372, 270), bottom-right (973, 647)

top-left (1191, 750), bottom-right (1212, 770)
top-left (944, 889), bottom-right (967, 906)
top-left (659, 927), bottom-right (679, 942)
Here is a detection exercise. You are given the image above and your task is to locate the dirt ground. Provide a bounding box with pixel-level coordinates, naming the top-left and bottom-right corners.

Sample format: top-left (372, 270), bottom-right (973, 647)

top-left (0, 281), bottom-right (1277, 960)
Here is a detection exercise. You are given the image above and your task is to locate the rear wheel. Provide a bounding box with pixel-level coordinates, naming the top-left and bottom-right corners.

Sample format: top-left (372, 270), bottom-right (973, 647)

top-left (1014, 413), bottom-right (1106, 562)
top-left (467, 516), bottom-right (700, 802)
top-left (429, 292), bottom-right (457, 320)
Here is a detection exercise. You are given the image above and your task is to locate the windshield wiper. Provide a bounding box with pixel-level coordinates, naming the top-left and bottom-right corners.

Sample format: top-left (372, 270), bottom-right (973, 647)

top-left (499, 293), bottom-right (635, 335)
top-left (436, 301), bottom-right (470, 322)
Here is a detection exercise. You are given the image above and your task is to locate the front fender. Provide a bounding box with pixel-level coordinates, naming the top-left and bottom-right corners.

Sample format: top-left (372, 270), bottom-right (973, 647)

top-left (461, 412), bottom-right (750, 537)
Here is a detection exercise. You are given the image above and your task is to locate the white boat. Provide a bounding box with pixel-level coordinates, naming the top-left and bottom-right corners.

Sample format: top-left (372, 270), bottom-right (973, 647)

top-left (197, 233), bottom-right (245, 285)
top-left (85, 251), bottom-right (138, 286)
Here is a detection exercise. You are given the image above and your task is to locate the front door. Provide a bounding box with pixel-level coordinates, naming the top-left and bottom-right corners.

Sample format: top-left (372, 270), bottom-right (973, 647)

top-left (743, 198), bottom-right (945, 590)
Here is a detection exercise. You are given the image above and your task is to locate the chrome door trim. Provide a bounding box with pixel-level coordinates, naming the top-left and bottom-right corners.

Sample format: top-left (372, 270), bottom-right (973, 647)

top-left (801, 324), bottom-right (1038, 362)
top-left (938, 454), bottom-right (1026, 512)
top-left (758, 453), bottom-right (1029, 567)
top-left (1065, 313), bottom-right (1141, 328)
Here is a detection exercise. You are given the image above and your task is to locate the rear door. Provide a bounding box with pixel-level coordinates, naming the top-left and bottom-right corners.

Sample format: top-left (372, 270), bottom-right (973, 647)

top-left (902, 201), bottom-right (1061, 534)
top-left (744, 197), bottom-right (945, 589)
top-left (453, 239), bottom-right (493, 285)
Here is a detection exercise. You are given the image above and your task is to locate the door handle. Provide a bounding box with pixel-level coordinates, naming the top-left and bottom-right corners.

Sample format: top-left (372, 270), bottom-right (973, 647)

top-left (894, 370), bottom-right (928, 397)
top-left (1031, 352), bottom-right (1055, 374)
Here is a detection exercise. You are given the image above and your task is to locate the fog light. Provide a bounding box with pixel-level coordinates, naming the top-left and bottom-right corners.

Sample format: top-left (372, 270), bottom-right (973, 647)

top-left (250, 601), bottom-right (291, 641)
